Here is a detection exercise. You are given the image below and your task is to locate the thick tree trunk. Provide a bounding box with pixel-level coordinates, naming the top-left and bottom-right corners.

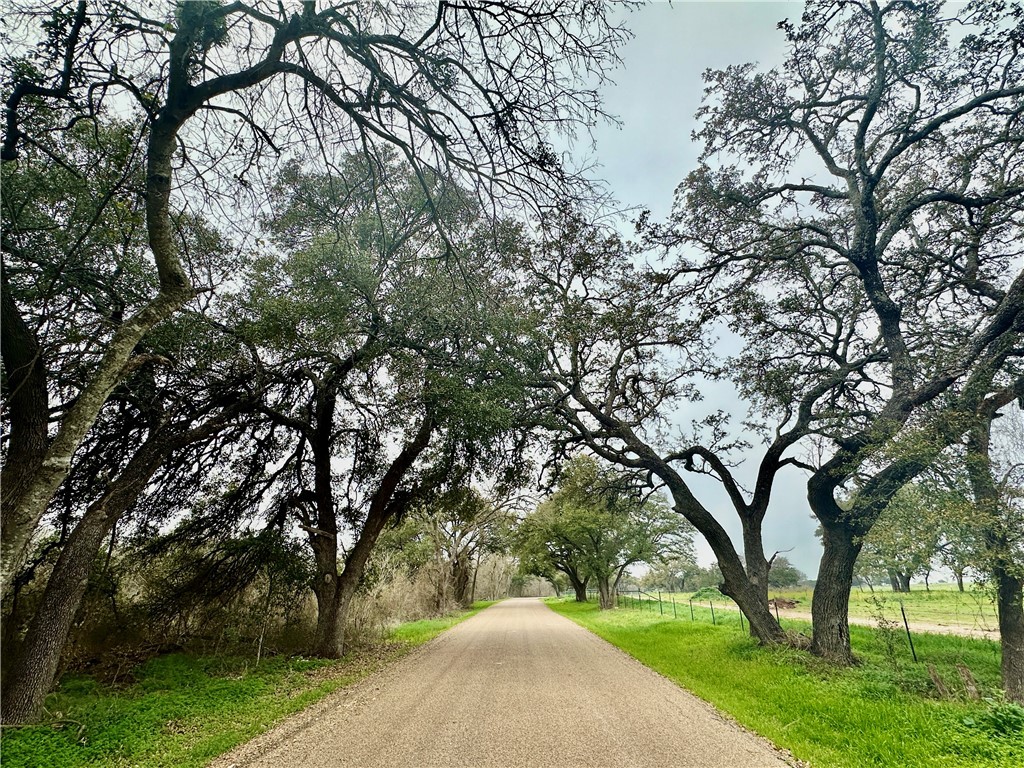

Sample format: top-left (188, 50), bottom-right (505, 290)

top-left (995, 565), bottom-right (1024, 703)
top-left (309, 380), bottom-right (343, 658)
top-left (452, 555), bottom-right (472, 607)
top-left (0, 436), bottom-right (171, 724)
top-left (310, 415), bottom-right (435, 659)
top-left (810, 521), bottom-right (860, 664)
top-left (1, 119), bottom-right (192, 598)
top-left (566, 571), bottom-right (589, 602)
top-left (966, 414), bottom-right (1024, 703)
top-left (955, 569), bottom-right (965, 592)
top-left (311, 564), bottom-right (343, 658)
top-left (596, 576), bottom-right (615, 610)
top-left (0, 283), bottom-right (50, 555)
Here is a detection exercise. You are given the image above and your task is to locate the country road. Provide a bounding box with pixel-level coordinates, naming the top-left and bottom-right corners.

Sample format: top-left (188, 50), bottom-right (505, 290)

top-left (213, 599), bottom-right (793, 768)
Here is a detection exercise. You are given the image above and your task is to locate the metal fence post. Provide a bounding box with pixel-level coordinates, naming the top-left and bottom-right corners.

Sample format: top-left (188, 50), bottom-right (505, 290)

top-left (658, 591), bottom-right (664, 615)
top-left (900, 601), bottom-right (918, 663)
top-left (689, 598), bottom-right (694, 621)
top-left (672, 595), bottom-right (677, 619)
top-left (710, 600), bottom-right (716, 626)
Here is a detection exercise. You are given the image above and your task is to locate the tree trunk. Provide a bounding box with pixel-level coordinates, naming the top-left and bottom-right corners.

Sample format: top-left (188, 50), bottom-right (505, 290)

top-left (596, 576), bottom-right (615, 610)
top-left (311, 568), bottom-right (344, 658)
top-left (452, 554), bottom-right (472, 607)
top-left (889, 571), bottom-right (901, 593)
top-left (310, 414), bottom-right (435, 659)
top-left (966, 412), bottom-right (1024, 703)
top-left (0, 282), bottom-right (50, 565)
top-left (896, 572), bottom-right (911, 593)
top-left (955, 569), bottom-right (965, 592)
top-left (995, 564), bottom-right (1024, 703)
top-left (566, 572), bottom-right (589, 602)
top-left (0, 435), bottom-right (172, 724)
top-left (810, 521), bottom-right (860, 664)
top-left (653, 466), bottom-right (786, 646)
top-left (1, 118), bottom-right (193, 598)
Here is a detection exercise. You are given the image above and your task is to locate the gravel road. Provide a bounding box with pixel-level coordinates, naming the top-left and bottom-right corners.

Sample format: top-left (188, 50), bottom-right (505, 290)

top-left (213, 598), bottom-right (793, 768)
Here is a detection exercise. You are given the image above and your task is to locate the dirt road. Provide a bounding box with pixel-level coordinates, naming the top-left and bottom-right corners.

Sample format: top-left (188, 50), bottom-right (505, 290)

top-left (214, 599), bottom-right (792, 768)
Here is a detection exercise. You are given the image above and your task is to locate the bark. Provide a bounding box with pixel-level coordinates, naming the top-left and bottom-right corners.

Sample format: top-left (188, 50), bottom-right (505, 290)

top-left (451, 554), bottom-right (472, 607)
top-left (596, 576), bottom-right (615, 610)
top-left (0, 435), bottom-right (172, 724)
top-left (966, 411), bottom-right (1024, 703)
top-left (0, 113), bottom-right (192, 599)
top-left (654, 467), bottom-right (786, 645)
top-left (809, 520), bottom-right (861, 664)
top-left (313, 414), bottom-right (435, 659)
top-left (0, 282), bottom-right (50, 547)
top-left (309, 380), bottom-right (343, 658)
top-left (563, 570), bottom-right (589, 602)
top-left (954, 569), bottom-right (965, 592)
top-left (995, 564), bottom-right (1024, 703)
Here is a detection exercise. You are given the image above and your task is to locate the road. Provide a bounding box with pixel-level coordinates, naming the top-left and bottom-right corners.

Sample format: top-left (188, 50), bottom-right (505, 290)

top-left (213, 599), bottom-right (793, 768)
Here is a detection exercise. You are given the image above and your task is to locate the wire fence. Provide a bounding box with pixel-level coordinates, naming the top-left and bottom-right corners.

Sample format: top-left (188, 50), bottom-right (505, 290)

top-left (612, 589), bottom-right (750, 631)
top-left (584, 588), bottom-right (997, 667)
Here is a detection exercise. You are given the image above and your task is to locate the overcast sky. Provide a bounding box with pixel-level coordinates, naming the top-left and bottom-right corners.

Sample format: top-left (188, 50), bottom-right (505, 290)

top-left (579, 1), bottom-right (822, 577)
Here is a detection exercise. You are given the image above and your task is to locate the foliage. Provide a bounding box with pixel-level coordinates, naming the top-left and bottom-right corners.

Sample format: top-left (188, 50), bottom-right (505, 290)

top-left (516, 456), bottom-right (693, 607)
top-left (766, 556), bottom-right (805, 588)
top-left (0, 604), bottom-right (493, 768)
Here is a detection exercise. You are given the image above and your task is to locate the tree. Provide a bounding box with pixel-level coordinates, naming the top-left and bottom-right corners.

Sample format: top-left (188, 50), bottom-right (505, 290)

top-left (965, 400), bottom-right (1024, 701)
top-left (766, 556), bottom-right (805, 589)
top-left (653, 0), bottom-right (1024, 663)
top-left (641, 555), bottom-right (703, 593)
top-left (526, 208), bottom-right (794, 645)
top-left (516, 456), bottom-right (693, 609)
top-left (1, 0), bottom-right (632, 601)
top-left (858, 484), bottom-right (942, 592)
top-left (1, 113), bottom-right (256, 722)
top-left (202, 156), bottom-right (539, 658)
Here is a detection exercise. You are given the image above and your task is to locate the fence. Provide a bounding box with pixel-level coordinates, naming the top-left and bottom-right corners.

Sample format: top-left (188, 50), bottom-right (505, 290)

top-left (614, 589), bottom-right (745, 631)
top-left (603, 589), bottom-right (946, 665)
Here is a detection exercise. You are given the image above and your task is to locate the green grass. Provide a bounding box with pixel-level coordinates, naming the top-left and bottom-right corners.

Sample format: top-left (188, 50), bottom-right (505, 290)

top-left (549, 599), bottom-right (1023, 768)
top-left (0, 601), bottom-right (496, 768)
top-left (635, 584), bottom-right (1000, 631)
top-left (777, 584), bottom-right (999, 629)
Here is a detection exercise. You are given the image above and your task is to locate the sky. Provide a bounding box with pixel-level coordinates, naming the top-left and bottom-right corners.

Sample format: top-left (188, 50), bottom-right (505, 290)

top-left (576, 1), bottom-right (823, 577)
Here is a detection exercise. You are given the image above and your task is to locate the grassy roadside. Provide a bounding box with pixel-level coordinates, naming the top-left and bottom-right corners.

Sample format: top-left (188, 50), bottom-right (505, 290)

top-left (548, 599), bottom-right (1023, 768)
top-left (1, 601), bottom-right (496, 768)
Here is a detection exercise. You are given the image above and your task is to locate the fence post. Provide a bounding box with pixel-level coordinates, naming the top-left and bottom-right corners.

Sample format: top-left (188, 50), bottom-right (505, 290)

top-left (689, 598), bottom-right (694, 621)
top-left (710, 600), bottom-right (716, 625)
top-left (658, 591), bottom-right (664, 615)
top-left (773, 599), bottom-right (780, 625)
top-left (900, 601), bottom-right (918, 663)
top-left (739, 610), bottom-right (745, 633)
top-left (672, 595), bottom-right (677, 619)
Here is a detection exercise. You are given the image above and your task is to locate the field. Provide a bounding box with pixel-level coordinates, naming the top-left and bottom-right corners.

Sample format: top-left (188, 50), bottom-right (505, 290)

top-left (621, 583), bottom-right (1000, 636)
top-left (549, 599), bottom-right (1023, 768)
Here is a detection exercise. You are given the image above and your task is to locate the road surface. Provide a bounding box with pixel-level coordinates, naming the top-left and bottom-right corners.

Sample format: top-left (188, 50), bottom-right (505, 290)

top-left (214, 599), bottom-right (792, 768)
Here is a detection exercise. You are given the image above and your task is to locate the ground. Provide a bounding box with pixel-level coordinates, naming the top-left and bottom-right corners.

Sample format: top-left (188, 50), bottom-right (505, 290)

top-left (211, 599), bottom-right (794, 768)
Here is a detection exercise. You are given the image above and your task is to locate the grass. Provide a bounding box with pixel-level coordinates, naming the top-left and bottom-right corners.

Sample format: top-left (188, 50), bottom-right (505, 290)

top-left (777, 584), bottom-right (999, 630)
top-left (631, 583), bottom-right (1000, 632)
top-left (0, 601), bottom-right (496, 768)
top-left (548, 598), bottom-right (1023, 768)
